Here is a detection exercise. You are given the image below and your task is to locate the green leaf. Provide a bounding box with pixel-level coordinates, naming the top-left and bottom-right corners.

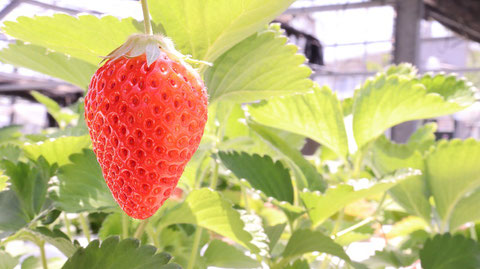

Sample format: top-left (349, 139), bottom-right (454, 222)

top-left (20, 256), bottom-right (66, 269)
top-left (41, 209), bottom-right (62, 225)
top-left (386, 216), bottom-right (428, 239)
top-left (342, 97), bottom-right (353, 116)
top-left (98, 213), bottom-right (124, 240)
top-left (334, 232), bottom-right (371, 246)
top-left (0, 144), bottom-right (22, 163)
top-left (2, 158), bottom-right (53, 220)
top-left (420, 73), bottom-right (476, 107)
top-left (365, 248), bottom-right (417, 269)
top-left (248, 85), bottom-right (348, 158)
top-left (158, 225), bottom-right (208, 268)
top-left (385, 63), bottom-right (418, 77)
top-left (203, 240), bottom-right (261, 268)
top-left (149, 0), bottom-right (295, 63)
top-left (407, 122), bottom-right (437, 150)
top-left (0, 172), bottom-right (7, 191)
top-left (420, 233), bottom-right (480, 269)
top-left (23, 135), bottom-right (91, 167)
top-left (33, 227), bottom-right (78, 257)
top-left (0, 125), bottom-right (22, 144)
top-left (221, 103), bottom-right (250, 139)
top-left (352, 73), bottom-right (475, 148)
top-left (2, 15), bottom-right (141, 65)
top-left (205, 24), bottom-right (312, 103)
top-left (426, 138), bottom-right (480, 230)
top-left (371, 135), bottom-right (431, 221)
top-left (62, 236), bottom-right (174, 269)
top-left (0, 43), bottom-right (96, 89)
top-left (450, 188), bottom-right (480, 231)
top-left (159, 188), bottom-right (264, 253)
top-left (51, 149), bottom-right (117, 213)
top-left (301, 169), bottom-right (419, 227)
top-left (0, 250), bottom-right (18, 269)
top-left (0, 190), bottom-right (27, 239)
top-left (218, 151), bottom-right (294, 203)
top-left (21, 256), bottom-right (39, 269)
top-left (282, 229), bottom-right (351, 263)
top-left (265, 223), bottom-right (286, 251)
top-left (285, 259), bottom-right (310, 269)
top-left (20, 256), bottom-right (65, 269)
top-left (248, 121), bottom-right (326, 192)
top-left (31, 91), bottom-right (78, 128)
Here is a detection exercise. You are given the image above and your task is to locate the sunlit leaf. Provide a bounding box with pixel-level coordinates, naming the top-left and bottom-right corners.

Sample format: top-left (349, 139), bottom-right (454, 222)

top-left (31, 91), bottom-right (79, 128)
top-left (450, 188), bottom-right (480, 231)
top-left (0, 172), bottom-right (7, 191)
top-left (23, 135), bottom-right (91, 167)
top-left (159, 188), bottom-right (266, 253)
top-left (353, 73), bottom-right (475, 148)
top-left (365, 248), bottom-right (417, 269)
top-left (205, 24), bottom-right (312, 103)
top-left (420, 73), bottom-right (476, 107)
top-left (0, 250), bottom-right (17, 269)
top-left (371, 135), bottom-right (431, 221)
top-left (334, 232), bottom-right (371, 246)
top-left (301, 169), bottom-right (419, 227)
top-left (203, 240), bottom-right (261, 268)
top-left (149, 0), bottom-right (295, 63)
top-left (248, 85), bottom-right (348, 158)
top-left (2, 15), bottom-right (141, 65)
top-left (385, 63), bottom-right (417, 77)
top-left (386, 216), bottom-right (428, 239)
top-left (426, 138), bottom-right (480, 230)
top-left (282, 229), bottom-right (351, 263)
top-left (0, 43), bottom-right (96, 89)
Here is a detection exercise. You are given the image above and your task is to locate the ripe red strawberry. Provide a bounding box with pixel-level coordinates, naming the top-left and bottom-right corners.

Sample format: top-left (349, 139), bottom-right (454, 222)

top-left (84, 34), bottom-right (208, 219)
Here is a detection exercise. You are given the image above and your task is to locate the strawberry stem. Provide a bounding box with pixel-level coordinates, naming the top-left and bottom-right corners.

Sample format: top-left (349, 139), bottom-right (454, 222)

top-left (187, 228), bottom-right (203, 269)
top-left (78, 213), bottom-right (91, 242)
top-left (39, 240), bottom-right (48, 269)
top-left (134, 218), bottom-right (150, 239)
top-left (122, 212), bottom-right (129, 239)
top-left (140, 0), bottom-right (153, 35)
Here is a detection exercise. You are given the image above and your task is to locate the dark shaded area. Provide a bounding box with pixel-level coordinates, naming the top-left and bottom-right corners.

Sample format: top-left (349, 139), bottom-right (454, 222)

top-left (278, 22), bottom-right (324, 66)
top-left (424, 0), bottom-right (480, 43)
top-left (0, 73), bottom-right (83, 127)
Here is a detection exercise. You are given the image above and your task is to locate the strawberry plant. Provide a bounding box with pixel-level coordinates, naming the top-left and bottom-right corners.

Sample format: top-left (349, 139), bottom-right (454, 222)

top-left (0, 1), bottom-right (479, 269)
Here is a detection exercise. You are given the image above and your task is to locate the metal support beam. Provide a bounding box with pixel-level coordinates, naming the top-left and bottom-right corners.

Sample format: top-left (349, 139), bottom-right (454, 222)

top-left (285, 0), bottom-right (396, 15)
top-left (0, 0), bottom-right (102, 19)
top-left (21, 0), bottom-right (102, 15)
top-left (0, 0), bottom-right (21, 20)
top-left (391, 0), bottom-right (424, 143)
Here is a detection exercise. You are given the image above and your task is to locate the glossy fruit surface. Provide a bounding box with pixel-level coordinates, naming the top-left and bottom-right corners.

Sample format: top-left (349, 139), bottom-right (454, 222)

top-left (85, 52), bottom-right (208, 219)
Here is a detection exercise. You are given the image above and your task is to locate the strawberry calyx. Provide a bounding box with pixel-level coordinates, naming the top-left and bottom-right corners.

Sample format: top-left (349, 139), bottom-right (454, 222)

top-left (102, 34), bottom-right (211, 69)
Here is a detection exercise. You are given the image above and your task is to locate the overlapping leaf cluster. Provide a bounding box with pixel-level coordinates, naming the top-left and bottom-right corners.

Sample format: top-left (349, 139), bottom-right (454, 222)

top-left (0, 1), bottom-right (479, 269)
